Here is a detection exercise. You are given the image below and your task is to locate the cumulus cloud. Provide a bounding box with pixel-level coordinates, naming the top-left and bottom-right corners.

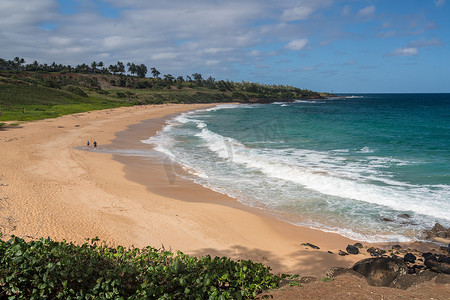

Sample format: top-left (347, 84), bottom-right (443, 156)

top-left (285, 39), bottom-right (309, 50)
top-left (387, 47), bottom-right (418, 57)
top-left (357, 5), bottom-right (376, 17)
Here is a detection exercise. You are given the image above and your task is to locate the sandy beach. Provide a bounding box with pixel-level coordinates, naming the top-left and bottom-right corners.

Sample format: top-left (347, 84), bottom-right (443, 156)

top-left (1, 104), bottom-right (385, 277)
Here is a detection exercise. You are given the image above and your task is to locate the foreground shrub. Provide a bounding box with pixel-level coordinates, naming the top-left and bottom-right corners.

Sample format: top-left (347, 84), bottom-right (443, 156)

top-left (0, 237), bottom-right (283, 299)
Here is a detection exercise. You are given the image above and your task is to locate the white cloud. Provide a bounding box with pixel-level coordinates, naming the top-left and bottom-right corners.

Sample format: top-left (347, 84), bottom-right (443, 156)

top-left (388, 47), bottom-right (418, 57)
top-left (248, 50), bottom-right (261, 57)
top-left (435, 0), bottom-right (445, 7)
top-left (408, 38), bottom-right (443, 48)
top-left (280, 0), bottom-right (332, 21)
top-left (281, 5), bottom-right (314, 21)
top-left (357, 5), bottom-right (376, 17)
top-left (285, 39), bottom-right (309, 50)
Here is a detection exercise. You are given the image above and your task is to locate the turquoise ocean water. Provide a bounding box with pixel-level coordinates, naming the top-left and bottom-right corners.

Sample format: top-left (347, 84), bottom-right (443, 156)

top-left (144, 94), bottom-right (450, 243)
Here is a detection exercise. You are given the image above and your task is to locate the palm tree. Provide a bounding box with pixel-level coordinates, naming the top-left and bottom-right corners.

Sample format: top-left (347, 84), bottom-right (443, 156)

top-left (98, 61), bottom-right (104, 73)
top-left (91, 61), bottom-right (97, 73)
top-left (127, 62), bottom-right (136, 75)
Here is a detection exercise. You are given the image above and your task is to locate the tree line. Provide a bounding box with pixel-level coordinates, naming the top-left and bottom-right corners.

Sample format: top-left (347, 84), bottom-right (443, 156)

top-left (0, 57), bottom-right (149, 78)
top-left (0, 57), bottom-right (327, 101)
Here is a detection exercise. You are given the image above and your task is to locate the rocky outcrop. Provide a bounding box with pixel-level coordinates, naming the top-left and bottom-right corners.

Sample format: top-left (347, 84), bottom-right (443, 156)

top-left (351, 257), bottom-right (408, 286)
top-left (423, 223), bottom-right (450, 242)
top-left (424, 254), bottom-right (450, 274)
top-left (326, 251), bottom-right (450, 289)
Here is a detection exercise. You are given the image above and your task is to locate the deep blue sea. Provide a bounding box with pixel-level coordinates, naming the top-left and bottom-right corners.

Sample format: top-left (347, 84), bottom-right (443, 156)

top-left (144, 94), bottom-right (450, 242)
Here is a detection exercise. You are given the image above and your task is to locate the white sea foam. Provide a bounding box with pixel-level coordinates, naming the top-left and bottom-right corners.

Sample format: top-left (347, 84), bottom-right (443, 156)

top-left (359, 146), bottom-right (375, 153)
top-left (294, 100), bottom-right (324, 104)
top-left (204, 103), bottom-right (259, 112)
top-left (194, 127), bottom-right (450, 221)
top-left (142, 107), bottom-right (450, 243)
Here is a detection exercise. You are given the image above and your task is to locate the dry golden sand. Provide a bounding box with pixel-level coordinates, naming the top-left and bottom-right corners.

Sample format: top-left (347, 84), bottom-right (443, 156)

top-left (0, 104), bottom-right (396, 277)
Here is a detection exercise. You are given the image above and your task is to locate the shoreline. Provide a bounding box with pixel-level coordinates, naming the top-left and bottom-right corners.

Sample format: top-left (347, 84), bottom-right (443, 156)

top-left (0, 104), bottom-right (442, 277)
top-left (104, 107), bottom-right (364, 276)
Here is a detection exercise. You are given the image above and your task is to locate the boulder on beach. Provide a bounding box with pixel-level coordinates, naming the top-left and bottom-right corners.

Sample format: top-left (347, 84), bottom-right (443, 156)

top-left (367, 247), bottom-right (386, 257)
top-left (346, 244), bottom-right (359, 255)
top-left (353, 242), bottom-right (363, 249)
top-left (351, 257), bottom-right (408, 287)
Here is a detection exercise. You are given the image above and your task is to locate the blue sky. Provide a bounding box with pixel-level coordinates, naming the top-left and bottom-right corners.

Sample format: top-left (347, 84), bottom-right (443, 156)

top-left (0, 0), bottom-right (448, 93)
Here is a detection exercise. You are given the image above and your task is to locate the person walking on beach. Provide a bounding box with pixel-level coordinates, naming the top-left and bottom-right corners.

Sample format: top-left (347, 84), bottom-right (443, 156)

top-left (93, 141), bottom-right (97, 148)
top-left (87, 141), bottom-right (90, 147)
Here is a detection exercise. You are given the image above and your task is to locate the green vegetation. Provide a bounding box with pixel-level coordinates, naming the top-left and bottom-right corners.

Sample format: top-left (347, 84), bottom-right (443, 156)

top-left (1, 57), bottom-right (331, 122)
top-left (0, 237), bottom-right (285, 299)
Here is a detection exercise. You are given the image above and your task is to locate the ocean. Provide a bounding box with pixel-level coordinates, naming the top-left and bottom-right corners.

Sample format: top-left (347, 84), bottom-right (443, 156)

top-left (144, 94), bottom-right (450, 243)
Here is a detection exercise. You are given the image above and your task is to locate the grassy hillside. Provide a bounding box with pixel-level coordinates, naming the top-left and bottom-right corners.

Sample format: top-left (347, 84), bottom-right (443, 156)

top-left (0, 70), bottom-right (329, 122)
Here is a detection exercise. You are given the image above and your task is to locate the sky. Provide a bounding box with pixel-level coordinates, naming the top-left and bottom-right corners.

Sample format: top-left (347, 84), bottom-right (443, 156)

top-left (1, 0), bottom-right (449, 93)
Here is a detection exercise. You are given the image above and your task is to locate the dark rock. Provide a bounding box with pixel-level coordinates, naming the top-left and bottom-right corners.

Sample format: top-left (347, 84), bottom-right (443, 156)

top-left (404, 253), bottom-right (416, 263)
top-left (346, 245), bottom-right (359, 255)
top-left (424, 222), bottom-right (450, 239)
top-left (437, 255), bottom-right (450, 263)
top-left (424, 255), bottom-right (450, 274)
top-left (74, 124), bottom-right (80, 127)
top-left (398, 213), bottom-right (411, 219)
top-left (301, 242), bottom-right (320, 249)
top-left (390, 254), bottom-right (400, 260)
top-left (351, 257), bottom-right (408, 287)
top-left (422, 252), bottom-right (434, 259)
top-left (325, 267), bottom-right (366, 280)
top-left (392, 245), bottom-right (402, 250)
top-left (408, 264), bottom-right (424, 274)
top-left (391, 274), bottom-right (426, 289)
top-left (338, 250), bottom-right (348, 256)
top-left (391, 270), bottom-right (440, 290)
top-left (353, 242), bottom-right (363, 248)
top-left (367, 247), bottom-right (386, 257)
top-left (381, 217), bottom-right (394, 222)
top-left (327, 251), bottom-right (334, 254)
